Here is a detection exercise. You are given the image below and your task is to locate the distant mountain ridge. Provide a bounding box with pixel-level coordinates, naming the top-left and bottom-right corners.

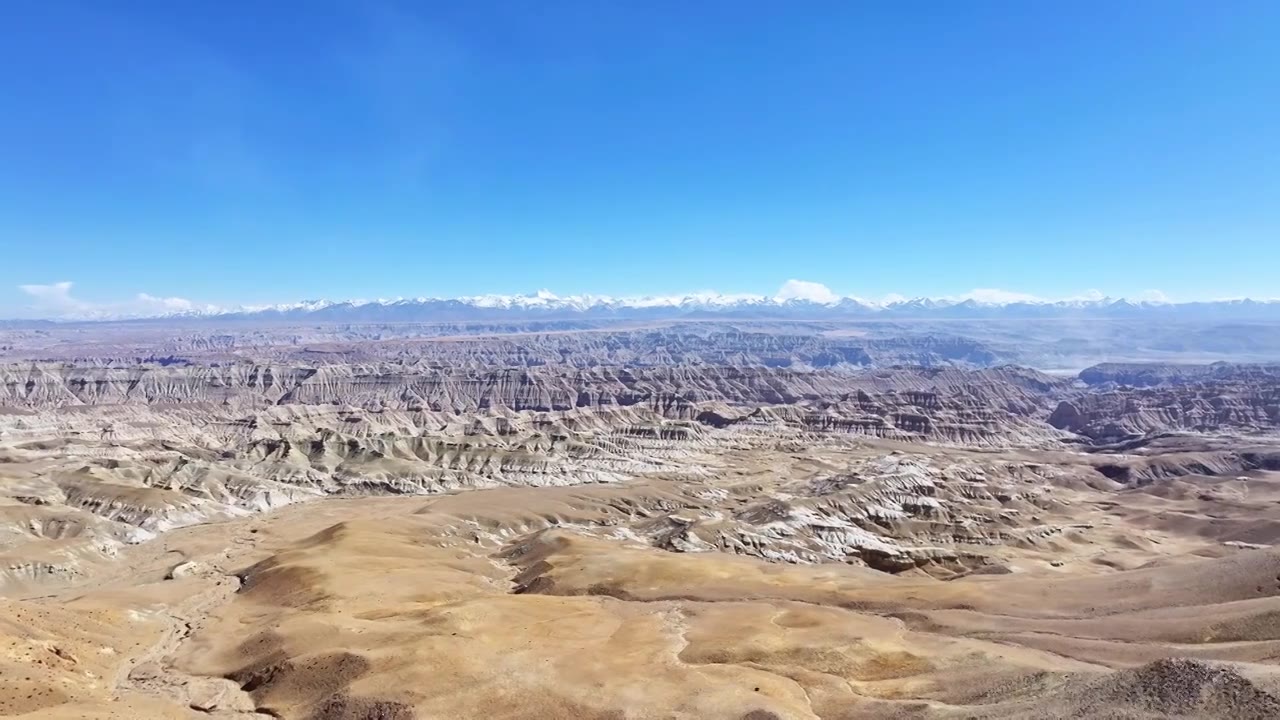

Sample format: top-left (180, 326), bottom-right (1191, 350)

top-left (41, 293), bottom-right (1280, 323)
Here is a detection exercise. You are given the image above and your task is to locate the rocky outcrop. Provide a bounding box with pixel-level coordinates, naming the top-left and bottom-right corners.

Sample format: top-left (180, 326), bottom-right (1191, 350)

top-left (5, 349), bottom-right (1280, 592)
top-left (1052, 369), bottom-right (1280, 441)
top-left (1079, 362), bottom-right (1280, 388)
top-left (0, 363), bottom-right (1070, 447)
top-left (0, 324), bottom-right (1008, 369)
top-left (643, 454), bottom-right (1067, 573)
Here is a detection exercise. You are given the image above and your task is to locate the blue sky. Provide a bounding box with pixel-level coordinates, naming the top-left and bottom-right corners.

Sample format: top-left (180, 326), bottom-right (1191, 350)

top-left (2, 1), bottom-right (1278, 316)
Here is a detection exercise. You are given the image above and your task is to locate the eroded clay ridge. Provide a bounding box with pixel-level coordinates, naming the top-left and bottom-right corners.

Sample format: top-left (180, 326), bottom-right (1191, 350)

top-left (12, 445), bottom-right (1280, 718)
top-left (2, 359), bottom-right (1279, 594)
top-left (4, 351), bottom-right (1280, 717)
top-left (0, 323), bottom-right (1007, 367)
top-left (1051, 362), bottom-right (1280, 441)
top-left (0, 362), bottom-right (1058, 413)
top-left (7, 360), bottom-right (1280, 441)
top-left (9, 316), bottom-right (1280, 369)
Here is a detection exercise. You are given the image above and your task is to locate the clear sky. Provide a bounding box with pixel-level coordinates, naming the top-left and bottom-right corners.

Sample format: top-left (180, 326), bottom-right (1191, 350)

top-left (2, 1), bottom-right (1278, 316)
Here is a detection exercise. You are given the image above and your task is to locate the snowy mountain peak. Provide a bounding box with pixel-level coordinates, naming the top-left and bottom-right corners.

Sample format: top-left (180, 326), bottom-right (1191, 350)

top-left (128, 291), bottom-right (1280, 324)
top-left (12, 281), bottom-right (1280, 322)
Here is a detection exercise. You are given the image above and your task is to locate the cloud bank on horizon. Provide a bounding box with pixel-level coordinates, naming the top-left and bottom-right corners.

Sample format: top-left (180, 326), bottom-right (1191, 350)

top-left (1, 280), bottom-right (1233, 320)
top-left (16, 282), bottom-right (220, 320)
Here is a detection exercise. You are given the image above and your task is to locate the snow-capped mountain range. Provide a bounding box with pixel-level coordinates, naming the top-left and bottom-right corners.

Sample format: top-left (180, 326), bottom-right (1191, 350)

top-left (40, 291), bottom-right (1280, 323)
top-left (9, 279), bottom-right (1280, 323)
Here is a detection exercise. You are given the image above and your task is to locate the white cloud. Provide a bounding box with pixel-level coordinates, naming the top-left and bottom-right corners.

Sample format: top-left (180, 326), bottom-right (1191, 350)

top-left (957, 288), bottom-right (1044, 304)
top-left (135, 293), bottom-right (197, 312)
top-left (1069, 289), bottom-right (1107, 302)
top-left (17, 282), bottom-right (214, 319)
top-left (774, 279), bottom-right (839, 304)
top-left (18, 281), bottom-right (82, 312)
top-left (1136, 289), bottom-right (1171, 303)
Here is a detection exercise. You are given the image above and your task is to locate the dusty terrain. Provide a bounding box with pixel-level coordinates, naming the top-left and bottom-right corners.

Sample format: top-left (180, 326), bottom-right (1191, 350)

top-left (2, 323), bottom-right (1280, 719)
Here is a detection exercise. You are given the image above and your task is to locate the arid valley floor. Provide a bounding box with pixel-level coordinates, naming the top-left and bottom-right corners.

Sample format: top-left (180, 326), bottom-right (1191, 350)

top-left (3, 319), bottom-right (1280, 719)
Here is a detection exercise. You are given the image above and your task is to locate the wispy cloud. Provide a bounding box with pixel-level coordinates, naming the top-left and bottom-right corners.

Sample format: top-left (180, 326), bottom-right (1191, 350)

top-left (16, 282), bottom-right (215, 319)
